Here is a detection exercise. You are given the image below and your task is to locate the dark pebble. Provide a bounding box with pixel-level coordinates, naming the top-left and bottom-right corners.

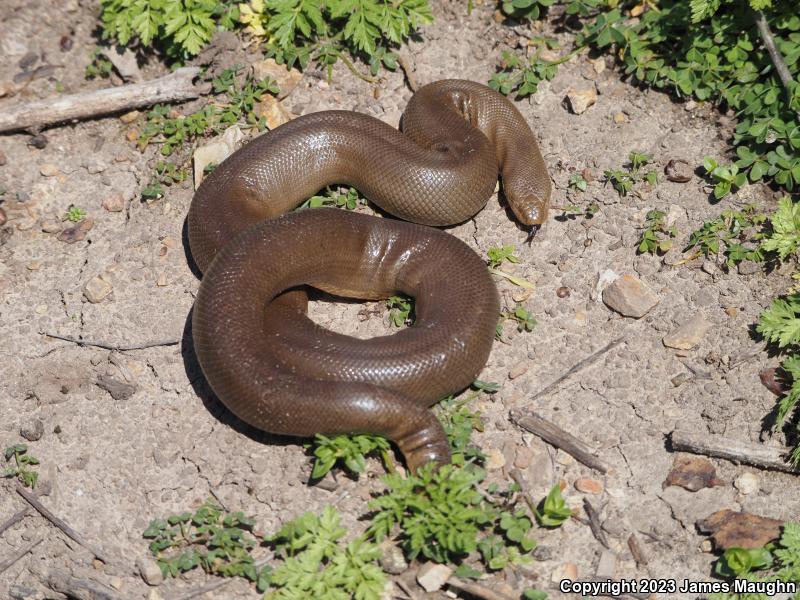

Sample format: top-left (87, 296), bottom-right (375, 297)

top-left (532, 545), bottom-right (554, 561)
top-left (664, 158), bottom-right (692, 183)
top-left (556, 286), bottom-right (571, 298)
top-left (28, 134), bottom-right (48, 149)
top-left (18, 50), bottom-right (38, 70)
top-left (16, 191), bottom-right (30, 202)
top-left (20, 418), bottom-right (44, 441)
top-left (59, 35), bottom-right (74, 52)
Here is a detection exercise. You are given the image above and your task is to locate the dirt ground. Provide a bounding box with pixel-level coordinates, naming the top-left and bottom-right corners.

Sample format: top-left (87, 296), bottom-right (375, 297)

top-left (1, 0), bottom-right (798, 599)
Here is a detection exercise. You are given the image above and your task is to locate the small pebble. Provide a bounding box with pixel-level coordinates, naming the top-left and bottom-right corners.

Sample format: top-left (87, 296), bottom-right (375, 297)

top-left (565, 88), bottom-right (597, 115)
top-left (602, 273), bottom-right (660, 318)
top-left (39, 163), bottom-right (59, 177)
top-left (57, 219), bottom-right (93, 243)
top-left (119, 110), bottom-right (141, 123)
top-left (379, 542), bottom-right (408, 575)
top-left (532, 545), bottom-right (554, 561)
top-left (20, 418), bottom-right (44, 441)
top-left (664, 158), bottom-right (693, 182)
top-left (84, 275), bottom-right (113, 303)
top-left (574, 477), bottom-right (603, 495)
top-left (417, 563), bottom-right (452, 592)
top-left (137, 556), bottom-right (163, 586)
top-left (156, 273), bottom-right (167, 287)
top-left (41, 220), bottom-right (62, 233)
top-left (663, 312), bottom-right (711, 350)
top-left (725, 307), bottom-right (739, 317)
top-left (508, 361), bottom-right (528, 379)
top-left (28, 134), bottom-right (48, 149)
top-left (59, 34), bottom-right (74, 52)
top-left (734, 472), bottom-right (759, 495)
top-left (596, 550), bottom-right (616, 578)
top-left (102, 192), bottom-right (125, 212)
top-left (700, 539), bottom-right (713, 552)
top-left (613, 112), bottom-right (627, 124)
top-left (556, 286), bottom-right (570, 298)
top-left (16, 191), bottom-right (30, 202)
top-left (125, 129), bottom-right (140, 142)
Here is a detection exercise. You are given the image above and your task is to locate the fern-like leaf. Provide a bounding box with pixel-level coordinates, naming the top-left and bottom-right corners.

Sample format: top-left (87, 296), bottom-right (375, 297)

top-left (757, 294), bottom-right (800, 348)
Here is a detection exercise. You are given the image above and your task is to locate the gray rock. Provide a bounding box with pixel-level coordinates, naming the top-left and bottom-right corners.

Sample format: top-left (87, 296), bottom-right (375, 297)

top-left (379, 541), bottom-right (408, 575)
top-left (602, 274), bottom-right (660, 318)
top-left (96, 375), bottom-right (137, 401)
top-left (20, 418), bottom-right (44, 441)
top-left (663, 312), bottom-right (712, 350)
top-left (137, 556), bottom-right (163, 586)
top-left (416, 563), bottom-right (451, 592)
top-left (738, 260), bottom-right (760, 275)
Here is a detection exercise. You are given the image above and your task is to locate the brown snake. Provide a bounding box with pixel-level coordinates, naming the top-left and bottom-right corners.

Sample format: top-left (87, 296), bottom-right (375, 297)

top-left (188, 79), bottom-right (551, 471)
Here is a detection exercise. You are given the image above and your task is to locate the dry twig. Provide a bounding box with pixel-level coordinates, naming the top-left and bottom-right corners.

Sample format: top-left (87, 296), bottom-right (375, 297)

top-left (627, 533), bottom-right (647, 568)
top-left (510, 412), bottom-right (608, 474)
top-left (754, 11), bottom-right (800, 119)
top-left (583, 498), bottom-right (610, 549)
top-left (0, 67), bottom-right (204, 133)
top-left (528, 337), bottom-right (625, 402)
top-left (447, 576), bottom-right (518, 600)
top-left (0, 507), bottom-right (29, 537)
top-left (670, 430), bottom-right (799, 474)
top-left (42, 331), bottom-right (180, 351)
top-left (17, 487), bottom-right (110, 563)
top-left (0, 538), bottom-right (42, 576)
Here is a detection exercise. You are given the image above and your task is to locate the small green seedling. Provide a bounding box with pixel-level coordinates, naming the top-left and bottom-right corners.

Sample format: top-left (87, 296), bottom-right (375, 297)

top-left (487, 245), bottom-right (520, 269)
top-left (498, 304), bottom-right (537, 338)
top-left (436, 394), bottom-right (486, 465)
top-left (638, 209), bottom-right (676, 255)
top-left (683, 205), bottom-right (765, 267)
top-left (533, 484), bottom-right (572, 527)
top-left (714, 546), bottom-right (774, 578)
top-left (3, 444), bottom-right (39, 488)
top-left (523, 590), bottom-right (548, 600)
top-left (604, 151), bottom-right (657, 197)
top-left (85, 47), bottom-right (113, 79)
top-left (703, 156), bottom-right (748, 200)
top-left (143, 500), bottom-right (268, 583)
top-left (65, 205), bottom-right (87, 222)
top-left (568, 173), bottom-right (588, 192)
top-left (308, 433), bottom-right (392, 479)
top-left (761, 197), bottom-right (800, 261)
top-left (265, 506), bottom-right (386, 600)
top-left (386, 294), bottom-right (414, 327)
top-left (302, 186), bottom-right (365, 211)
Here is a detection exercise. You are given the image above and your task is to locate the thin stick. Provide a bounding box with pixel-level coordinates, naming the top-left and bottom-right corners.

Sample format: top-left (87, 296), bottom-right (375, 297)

top-left (582, 498), bottom-right (610, 549)
top-left (528, 337), bottom-right (625, 402)
top-left (0, 67), bottom-right (204, 133)
top-left (42, 332), bottom-right (180, 351)
top-left (627, 533), bottom-right (647, 568)
top-left (511, 412), bottom-right (608, 474)
top-left (508, 469), bottom-right (538, 515)
top-left (670, 430), bottom-right (799, 474)
top-left (46, 568), bottom-right (120, 600)
top-left (170, 579), bottom-right (230, 600)
top-left (754, 11), bottom-right (799, 118)
top-left (447, 577), bottom-right (517, 600)
top-left (397, 54), bottom-right (419, 92)
top-left (0, 537), bottom-right (42, 576)
top-left (0, 507), bottom-right (29, 537)
top-left (16, 487), bottom-right (110, 563)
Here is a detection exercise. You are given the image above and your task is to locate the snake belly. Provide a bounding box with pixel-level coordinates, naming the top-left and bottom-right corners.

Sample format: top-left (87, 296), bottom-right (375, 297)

top-left (188, 79), bottom-right (550, 471)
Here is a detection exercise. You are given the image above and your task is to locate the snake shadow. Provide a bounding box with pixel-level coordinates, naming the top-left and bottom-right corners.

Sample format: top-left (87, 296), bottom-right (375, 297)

top-left (180, 217), bottom-right (297, 452)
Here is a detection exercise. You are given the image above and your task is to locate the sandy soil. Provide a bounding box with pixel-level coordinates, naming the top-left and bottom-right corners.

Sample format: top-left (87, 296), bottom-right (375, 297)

top-left (1, 0), bottom-right (798, 599)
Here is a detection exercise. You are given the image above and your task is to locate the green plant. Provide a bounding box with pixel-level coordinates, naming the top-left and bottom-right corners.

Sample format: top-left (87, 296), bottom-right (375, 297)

top-left (497, 303), bottom-right (537, 338)
top-left (638, 209), bottom-right (676, 254)
top-left (683, 204), bottom-right (766, 267)
top-left (143, 500), bottom-right (269, 583)
top-left (523, 591), bottom-right (549, 600)
top-left (138, 67), bottom-right (278, 157)
top-left (709, 522), bottom-right (800, 600)
top-left (65, 205), bottom-right (87, 222)
top-left (99, 0), bottom-right (240, 59)
top-left (435, 394), bottom-right (486, 465)
top-left (486, 244), bottom-right (519, 269)
top-left (299, 186), bottom-right (366, 210)
top-left (533, 484), bottom-right (572, 527)
top-left (761, 197), bottom-right (800, 260)
top-left (265, 506), bottom-right (386, 600)
top-left (368, 463), bottom-right (491, 563)
top-left (489, 49), bottom-right (560, 98)
top-left (3, 444), bottom-right (39, 489)
top-left (757, 296), bottom-right (800, 464)
top-left (309, 433), bottom-right (392, 479)
top-left (240, 0), bottom-right (432, 77)
top-left (386, 294), bottom-right (414, 327)
top-left (568, 172), bottom-right (588, 192)
top-left (85, 48), bottom-right (113, 79)
top-left (603, 151), bottom-right (657, 197)
top-left (704, 156), bottom-right (749, 200)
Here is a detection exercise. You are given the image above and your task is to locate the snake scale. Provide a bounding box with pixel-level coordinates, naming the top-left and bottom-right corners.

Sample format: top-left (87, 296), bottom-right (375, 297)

top-left (188, 79), bottom-right (551, 471)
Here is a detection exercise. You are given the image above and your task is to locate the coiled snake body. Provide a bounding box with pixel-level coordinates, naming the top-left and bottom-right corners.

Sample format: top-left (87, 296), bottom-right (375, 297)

top-left (189, 79), bottom-right (551, 470)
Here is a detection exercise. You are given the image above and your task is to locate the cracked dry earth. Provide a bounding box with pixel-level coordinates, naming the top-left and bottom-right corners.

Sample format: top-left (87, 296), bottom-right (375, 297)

top-left (1, 1), bottom-right (799, 599)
